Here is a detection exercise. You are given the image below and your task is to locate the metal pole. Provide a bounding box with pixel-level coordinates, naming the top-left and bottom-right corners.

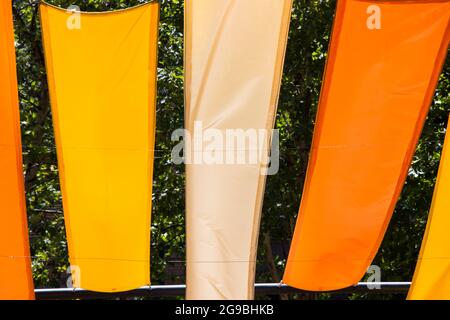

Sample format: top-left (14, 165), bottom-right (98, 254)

top-left (34, 282), bottom-right (411, 300)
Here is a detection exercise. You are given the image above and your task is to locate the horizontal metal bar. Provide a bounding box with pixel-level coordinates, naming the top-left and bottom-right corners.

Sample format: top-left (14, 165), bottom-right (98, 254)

top-left (35, 282), bottom-right (411, 300)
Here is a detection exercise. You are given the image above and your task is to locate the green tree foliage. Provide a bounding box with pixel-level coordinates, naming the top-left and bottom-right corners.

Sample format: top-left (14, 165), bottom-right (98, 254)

top-left (12, 0), bottom-right (449, 299)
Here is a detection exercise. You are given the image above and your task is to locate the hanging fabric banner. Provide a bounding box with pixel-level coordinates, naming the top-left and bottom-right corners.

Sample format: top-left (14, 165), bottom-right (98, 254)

top-left (284, 0), bottom-right (450, 291)
top-left (0, 0), bottom-right (35, 300)
top-left (408, 117), bottom-right (450, 300)
top-left (40, 2), bottom-right (159, 292)
top-left (185, 0), bottom-right (292, 300)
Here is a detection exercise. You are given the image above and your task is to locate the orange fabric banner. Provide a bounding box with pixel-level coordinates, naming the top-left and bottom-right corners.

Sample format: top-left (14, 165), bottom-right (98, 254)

top-left (284, 0), bottom-right (450, 291)
top-left (0, 0), bottom-right (35, 300)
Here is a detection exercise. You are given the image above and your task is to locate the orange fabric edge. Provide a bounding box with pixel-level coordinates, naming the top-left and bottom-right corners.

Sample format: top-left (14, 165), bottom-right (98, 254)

top-left (282, 0), bottom-right (348, 287)
top-left (39, 4), bottom-right (77, 282)
top-left (2, 0), bottom-right (35, 300)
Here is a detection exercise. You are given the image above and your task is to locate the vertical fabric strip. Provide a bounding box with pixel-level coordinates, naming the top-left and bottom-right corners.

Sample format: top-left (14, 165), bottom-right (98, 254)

top-left (0, 0), bottom-right (35, 300)
top-left (284, 0), bottom-right (450, 291)
top-left (185, 0), bottom-right (292, 300)
top-left (408, 116), bottom-right (450, 300)
top-left (40, 2), bottom-right (159, 293)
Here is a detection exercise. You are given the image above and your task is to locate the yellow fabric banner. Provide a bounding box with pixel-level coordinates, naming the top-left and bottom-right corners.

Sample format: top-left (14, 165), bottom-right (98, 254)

top-left (40, 2), bottom-right (159, 292)
top-left (185, 0), bottom-right (292, 300)
top-left (409, 117), bottom-right (450, 300)
top-left (284, 0), bottom-right (450, 291)
top-left (0, 0), bottom-right (34, 300)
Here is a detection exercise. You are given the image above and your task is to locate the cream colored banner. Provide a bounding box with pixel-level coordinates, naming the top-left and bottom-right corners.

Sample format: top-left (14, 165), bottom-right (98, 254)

top-left (185, 0), bottom-right (292, 300)
top-left (40, 2), bottom-right (159, 292)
